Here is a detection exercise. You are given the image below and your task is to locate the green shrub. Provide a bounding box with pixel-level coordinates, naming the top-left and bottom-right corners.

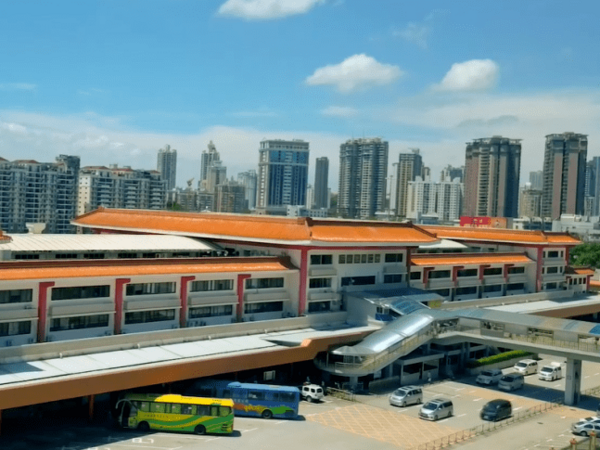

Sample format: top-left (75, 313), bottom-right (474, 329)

top-left (466, 350), bottom-right (533, 369)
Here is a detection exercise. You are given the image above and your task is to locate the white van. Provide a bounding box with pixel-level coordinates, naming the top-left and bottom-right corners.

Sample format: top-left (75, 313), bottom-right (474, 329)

top-left (539, 363), bottom-right (562, 381)
top-left (513, 359), bottom-right (538, 376)
top-left (389, 386), bottom-right (423, 407)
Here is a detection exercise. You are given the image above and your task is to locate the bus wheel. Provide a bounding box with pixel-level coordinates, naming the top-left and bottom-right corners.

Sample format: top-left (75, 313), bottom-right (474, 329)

top-left (194, 425), bottom-right (206, 435)
top-left (262, 410), bottom-right (273, 419)
top-left (137, 422), bottom-right (150, 432)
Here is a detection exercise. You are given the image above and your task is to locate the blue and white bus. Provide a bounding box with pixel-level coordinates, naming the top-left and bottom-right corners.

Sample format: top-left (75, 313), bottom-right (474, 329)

top-left (190, 380), bottom-right (300, 419)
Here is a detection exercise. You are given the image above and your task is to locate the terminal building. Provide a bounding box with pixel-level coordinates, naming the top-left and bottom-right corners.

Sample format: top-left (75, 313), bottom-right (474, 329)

top-left (0, 208), bottom-right (598, 428)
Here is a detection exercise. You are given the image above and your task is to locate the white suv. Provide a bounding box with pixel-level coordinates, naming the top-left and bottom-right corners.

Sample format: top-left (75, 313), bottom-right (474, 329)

top-left (301, 384), bottom-right (324, 402)
top-left (476, 369), bottom-right (503, 385)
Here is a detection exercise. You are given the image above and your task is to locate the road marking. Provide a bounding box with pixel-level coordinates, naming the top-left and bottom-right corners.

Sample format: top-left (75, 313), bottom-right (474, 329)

top-left (456, 414), bottom-right (467, 418)
top-left (454, 387), bottom-right (465, 391)
top-left (240, 428), bottom-right (258, 433)
top-left (595, 373), bottom-right (599, 376)
top-left (275, 421), bottom-right (285, 425)
top-left (514, 407), bottom-right (522, 411)
top-left (473, 398), bottom-right (482, 402)
top-left (206, 438), bottom-right (222, 442)
top-left (438, 418), bottom-right (449, 423)
top-left (554, 384), bottom-right (561, 387)
top-left (585, 376), bottom-right (590, 379)
top-left (546, 439), bottom-right (553, 442)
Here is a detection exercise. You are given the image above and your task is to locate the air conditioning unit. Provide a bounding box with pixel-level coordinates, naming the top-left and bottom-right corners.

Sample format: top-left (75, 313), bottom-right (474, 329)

top-left (4, 339), bottom-right (13, 347)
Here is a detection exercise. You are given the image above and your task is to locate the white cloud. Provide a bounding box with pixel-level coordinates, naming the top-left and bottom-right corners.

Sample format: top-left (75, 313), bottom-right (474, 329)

top-left (230, 107), bottom-right (278, 118)
top-left (218, 0), bottom-right (324, 20)
top-left (433, 59), bottom-right (499, 92)
top-left (321, 106), bottom-right (358, 118)
top-left (0, 83), bottom-right (36, 91)
top-left (394, 22), bottom-right (431, 49)
top-left (306, 54), bottom-right (403, 93)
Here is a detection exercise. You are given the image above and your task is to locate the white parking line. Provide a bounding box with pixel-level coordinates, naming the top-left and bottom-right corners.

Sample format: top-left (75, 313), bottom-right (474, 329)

top-left (514, 407), bottom-right (522, 411)
top-left (456, 414), bottom-right (467, 418)
top-left (595, 373), bottom-right (599, 376)
top-left (473, 398), bottom-right (482, 402)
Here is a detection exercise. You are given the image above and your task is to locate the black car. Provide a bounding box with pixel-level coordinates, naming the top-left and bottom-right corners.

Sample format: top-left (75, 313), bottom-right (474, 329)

top-left (480, 399), bottom-right (512, 422)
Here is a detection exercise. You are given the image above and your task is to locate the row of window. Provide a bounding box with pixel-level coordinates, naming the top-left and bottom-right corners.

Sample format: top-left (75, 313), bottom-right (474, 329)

top-left (191, 279), bottom-right (233, 292)
top-left (0, 289), bottom-right (32, 304)
top-left (311, 253), bottom-right (405, 265)
top-left (133, 401), bottom-right (231, 417)
top-left (189, 305), bottom-right (233, 318)
top-left (50, 314), bottom-right (110, 331)
top-left (543, 266), bottom-right (564, 275)
top-left (126, 282), bottom-right (176, 296)
top-left (245, 278), bottom-right (284, 289)
top-left (0, 321), bottom-right (31, 337)
top-left (433, 283), bottom-right (526, 297)
top-left (423, 266), bottom-right (526, 281)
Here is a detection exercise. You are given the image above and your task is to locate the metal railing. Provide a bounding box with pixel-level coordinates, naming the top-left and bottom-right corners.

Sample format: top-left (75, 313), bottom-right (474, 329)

top-left (416, 398), bottom-right (563, 450)
top-left (325, 387), bottom-right (356, 402)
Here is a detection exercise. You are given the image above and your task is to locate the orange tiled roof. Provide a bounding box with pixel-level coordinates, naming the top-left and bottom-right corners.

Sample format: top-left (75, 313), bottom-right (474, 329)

top-left (421, 225), bottom-right (580, 246)
top-left (0, 231), bottom-right (11, 243)
top-left (0, 257), bottom-right (296, 281)
top-left (590, 280), bottom-right (600, 287)
top-left (566, 266), bottom-right (595, 276)
top-left (72, 208), bottom-right (439, 245)
top-left (411, 252), bottom-right (534, 266)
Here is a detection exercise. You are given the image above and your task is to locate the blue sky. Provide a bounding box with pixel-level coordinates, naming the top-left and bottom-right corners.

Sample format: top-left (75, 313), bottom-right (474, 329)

top-left (1, 0), bottom-right (599, 189)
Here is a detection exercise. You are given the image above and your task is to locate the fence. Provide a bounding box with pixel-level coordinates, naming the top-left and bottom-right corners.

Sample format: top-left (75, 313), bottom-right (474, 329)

top-left (416, 398), bottom-right (563, 450)
top-left (325, 386), bottom-right (356, 402)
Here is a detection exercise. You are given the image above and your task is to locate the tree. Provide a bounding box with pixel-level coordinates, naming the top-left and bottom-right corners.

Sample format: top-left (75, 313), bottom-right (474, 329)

top-left (570, 244), bottom-right (600, 268)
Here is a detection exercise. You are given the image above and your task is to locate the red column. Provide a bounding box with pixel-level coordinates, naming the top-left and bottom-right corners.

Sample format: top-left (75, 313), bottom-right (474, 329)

top-left (179, 276), bottom-right (196, 328)
top-left (298, 248), bottom-right (308, 316)
top-left (114, 278), bottom-right (131, 335)
top-left (422, 267), bottom-right (434, 286)
top-left (452, 266), bottom-right (464, 286)
top-left (478, 265), bottom-right (490, 282)
top-left (503, 264), bottom-right (514, 282)
top-left (237, 274), bottom-right (251, 322)
top-left (37, 281), bottom-right (55, 343)
top-left (406, 248), bottom-right (412, 287)
top-left (536, 247), bottom-right (544, 292)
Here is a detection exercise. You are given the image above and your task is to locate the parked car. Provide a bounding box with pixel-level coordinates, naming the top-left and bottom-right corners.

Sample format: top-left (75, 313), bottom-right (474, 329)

top-left (419, 398), bottom-right (453, 421)
top-left (513, 359), bottom-right (538, 376)
top-left (498, 373), bottom-right (524, 391)
top-left (301, 384), bottom-right (324, 402)
top-left (577, 416), bottom-right (600, 425)
top-left (480, 399), bottom-right (512, 422)
top-left (572, 421), bottom-right (600, 436)
top-left (539, 363), bottom-right (562, 381)
top-left (476, 369), bottom-right (503, 385)
top-left (389, 386), bottom-right (423, 407)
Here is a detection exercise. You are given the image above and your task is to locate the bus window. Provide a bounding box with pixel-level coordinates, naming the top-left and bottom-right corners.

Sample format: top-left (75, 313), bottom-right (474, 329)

top-left (169, 404), bottom-right (181, 414)
top-left (211, 406), bottom-right (219, 417)
top-left (197, 405), bottom-right (210, 416)
top-left (219, 406), bottom-right (231, 417)
top-left (181, 404), bottom-right (195, 415)
top-left (140, 402), bottom-right (150, 412)
top-left (271, 393), bottom-right (279, 401)
top-left (248, 391), bottom-right (264, 400)
top-left (280, 393), bottom-right (296, 402)
top-left (151, 403), bottom-right (165, 413)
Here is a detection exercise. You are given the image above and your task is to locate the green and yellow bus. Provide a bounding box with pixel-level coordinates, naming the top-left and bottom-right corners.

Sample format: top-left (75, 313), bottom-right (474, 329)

top-left (115, 393), bottom-right (234, 435)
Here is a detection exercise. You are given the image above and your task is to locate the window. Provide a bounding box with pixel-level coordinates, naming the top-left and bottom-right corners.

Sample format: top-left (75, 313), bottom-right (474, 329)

top-left (0, 289), bottom-right (32, 304)
top-left (339, 255), bottom-right (346, 264)
top-left (310, 254), bottom-right (332, 265)
top-left (455, 286), bottom-right (477, 295)
top-left (385, 253), bottom-right (403, 263)
top-left (308, 301), bottom-right (331, 313)
top-left (169, 404), bottom-right (181, 415)
top-left (52, 285), bottom-right (110, 301)
top-left (483, 267), bottom-right (502, 276)
top-left (431, 289), bottom-right (450, 297)
top-left (219, 406), bottom-right (231, 416)
top-left (341, 276), bottom-right (376, 286)
top-left (547, 250), bottom-right (559, 258)
top-left (197, 405), bottom-right (209, 416)
top-left (508, 266), bottom-right (525, 274)
top-left (457, 268), bottom-right (477, 278)
top-left (384, 274), bottom-right (402, 284)
top-left (546, 282), bottom-right (558, 290)
top-left (410, 272), bottom-right (421, 280)
top-left (0, 321), bottom-right (31, 337)
top-left (191, 279), bottom-right (233, 292)
top-left (14, 254), bottom-right (39, 260)
top-left (546, 266), bottom-right (559, 274)
top-left (245, 278), bottom-right (284, 289)
top-left (483, 285), bottom-right (502, 293)
top-left (429, 270), bottom-right (450, 279)
top-left (49, 314), bottom-right (109, 331)
top-left (189, 305), bottom-right (233, 318)
top-left (309, 278), bottom-right (332, 289)
top-left (124, 309), bottom-right (176, 324)
top-left (83, 253), bottom-right (104, 259)
top-left (181, 405), bottom-right (195, 415)
top-left (280, 392), bottom-right (296, 402)
top-left (139, 402), bottom-right (150, 412)
top-left (126, 282), bottom-right (176, 296)
top-left (244, 301), bottom-right (284, 314)
top-left (341, 254), bottom-right (380, 264)
top-left (507, 283), bottom-right (525, 290)
top-left (151, 403), bottom-right (165, 413)
top-left (248, 391), bottom-right (265, 400)
top-left (55, 253), bottom-right (78, 259)
top-left (118, 253), bottom-right (138, 259)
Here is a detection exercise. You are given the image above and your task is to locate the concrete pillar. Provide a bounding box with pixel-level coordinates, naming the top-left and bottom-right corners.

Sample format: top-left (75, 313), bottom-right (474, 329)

top-left (88, 395), bottom-right (95, 421)
top-left (565, 358), bottom-right (582, 406)
top-left (384, 363), bottom-right (393, 379)
top-left (348, 376), bottom-right (359, 389)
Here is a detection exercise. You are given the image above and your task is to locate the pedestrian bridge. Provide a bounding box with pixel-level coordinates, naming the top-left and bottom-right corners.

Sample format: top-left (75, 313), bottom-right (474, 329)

top-left (315, 307), bottom-right (600, 405)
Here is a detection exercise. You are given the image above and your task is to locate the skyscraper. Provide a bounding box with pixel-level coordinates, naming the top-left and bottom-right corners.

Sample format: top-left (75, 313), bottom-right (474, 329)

top-left (200, 141), bottom-right (221, 187)
top-left (463, 136), bottom-right (521, 218)
top-left (440, 165), bottom-right (464, 183)
top-left (529, 170), bottom-right (543, 190)
top-left (237, 169), bottom-right (257, 211)
top-left (157, 145), bottom-right (177, 191)
top-left (314, 157), bottom-right (329, 209)
top-left (395, 149), bottom-right (423, 218)
top-left (338, 138), bottom-right (388, 219)
top-left (541, 132), bottom-right (587, 219)
top-left (519, 183), bottom-right (542, 218)
top-left (587, 157), bottom-right (600, 216)
top-left (256, 139), bottom-right (309, 215)
top-left (406, 176), bottom-right (463, 222)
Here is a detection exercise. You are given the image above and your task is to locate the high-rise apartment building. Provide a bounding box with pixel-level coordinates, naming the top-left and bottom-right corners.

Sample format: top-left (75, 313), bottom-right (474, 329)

top-left (395, 149), bottom-right (423, 218)
top-left (157, 145), bottom-right (177, 191)
top-left (206, 161), bottom-right (227, 193)
top-left (338, 138), bottom-right (388, 219)
top-left (256, 139), bottom-right (309, 215)
top-left (440, 165), bottom-right (464, 183)
top-left (463, 136), bottom-right (521, 218)
top-left (529, 170), bottom-right (543, 191)
top-left (200, 141), bottom-right (221, 188)
top-left (541, 132), bottom-right (587, 219)
top-left (314, 157), bottom-right (329, 210)
top-left (586, 157), bottom-right (600, 216)
top-left (0, 156), bottom-right (78, 234)
top-left (519, 184), bottom-right (542, 218)
top-left (406, 176), bottom-right (463, 222)
top-left (215, 181), bottom-right (246, 213)
top-left (237, 170), bottom-right (257, 211)
top-left (78, 165), bottom-right (167, 215)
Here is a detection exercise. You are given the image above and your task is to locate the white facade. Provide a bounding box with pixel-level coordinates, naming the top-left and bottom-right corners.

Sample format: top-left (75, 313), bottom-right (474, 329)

top-left (406, 177), bottom-right (463, 222)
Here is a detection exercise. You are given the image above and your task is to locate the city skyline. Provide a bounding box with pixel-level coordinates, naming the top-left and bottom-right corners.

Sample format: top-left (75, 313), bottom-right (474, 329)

top-left (0, 1), bottom-right (598, 190)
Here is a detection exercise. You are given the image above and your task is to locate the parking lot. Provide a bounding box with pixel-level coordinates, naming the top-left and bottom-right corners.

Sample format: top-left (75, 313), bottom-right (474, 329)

top-left (2, 355), bottom-right (600, 450)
